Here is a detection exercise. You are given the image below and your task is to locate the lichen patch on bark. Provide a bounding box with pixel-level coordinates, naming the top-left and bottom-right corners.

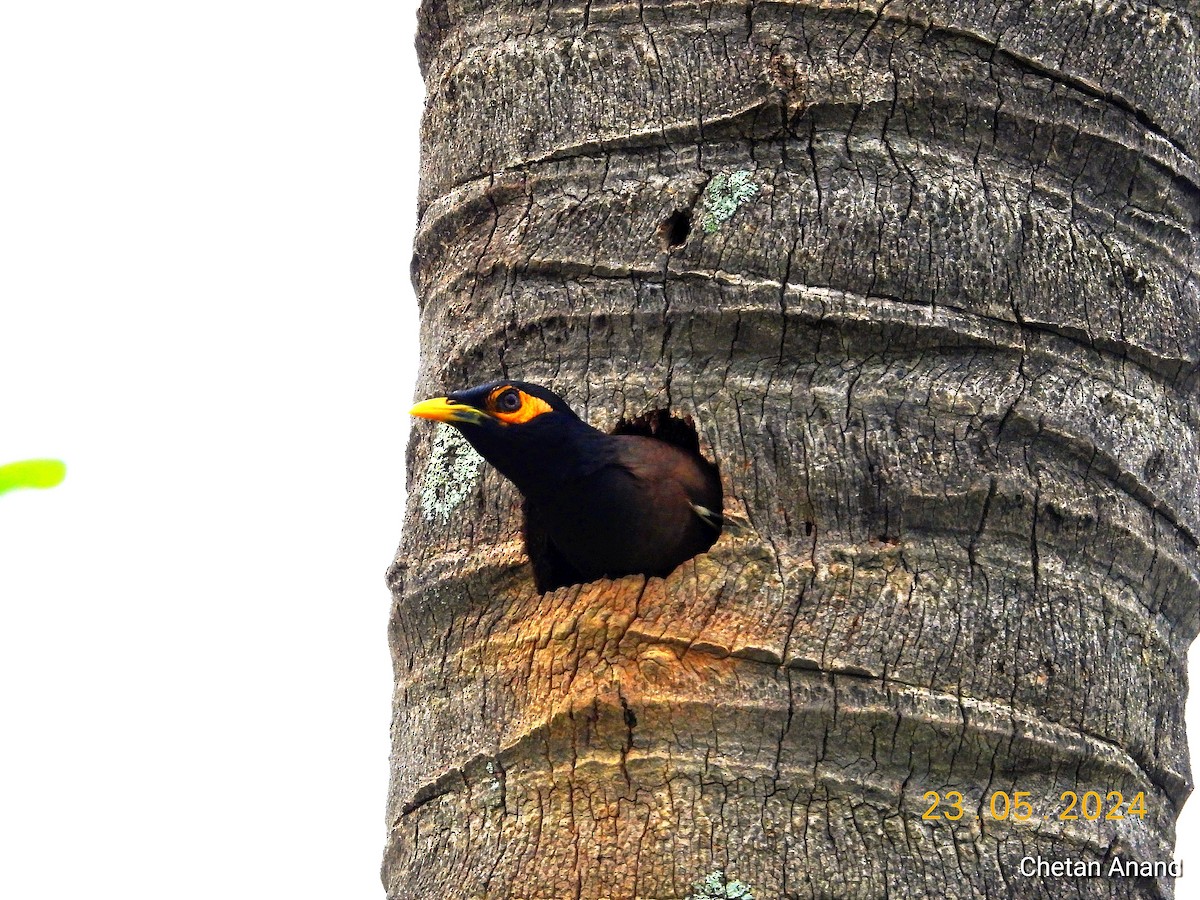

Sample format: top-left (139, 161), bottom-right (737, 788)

top-left (418, 424), bottom-right (483, 523)
top-left (687, 870), bottom-right (755, 899)
top-left (699, 171), bottom-right (760, 233)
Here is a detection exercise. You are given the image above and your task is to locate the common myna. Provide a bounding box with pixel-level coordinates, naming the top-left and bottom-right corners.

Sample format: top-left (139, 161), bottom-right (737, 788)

top-left (410, 381), bottom-right (722, 590)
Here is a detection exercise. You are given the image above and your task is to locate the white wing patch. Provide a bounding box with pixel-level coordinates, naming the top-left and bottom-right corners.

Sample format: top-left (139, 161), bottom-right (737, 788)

top-left (690, 503), bottom-right (724, 531)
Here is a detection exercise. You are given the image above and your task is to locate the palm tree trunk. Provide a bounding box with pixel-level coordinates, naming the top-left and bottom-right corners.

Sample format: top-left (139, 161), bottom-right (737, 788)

top-left (387, 1), bottom-right (1200, 897)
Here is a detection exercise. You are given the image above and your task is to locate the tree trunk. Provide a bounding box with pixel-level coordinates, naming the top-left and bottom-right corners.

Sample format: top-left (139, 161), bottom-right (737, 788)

top-left (386, 1), bottom-right (1200, 897)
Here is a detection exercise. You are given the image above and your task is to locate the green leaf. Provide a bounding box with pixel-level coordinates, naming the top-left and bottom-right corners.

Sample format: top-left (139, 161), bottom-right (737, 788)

top-left (0, 459), bottom-right (67, 495)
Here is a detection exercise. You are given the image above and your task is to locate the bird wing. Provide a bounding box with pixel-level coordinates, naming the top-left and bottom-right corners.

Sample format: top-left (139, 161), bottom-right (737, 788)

top-left (611, 436), bottom-right (723, 529)
top-left (524, 433), bottom-right (724, 586)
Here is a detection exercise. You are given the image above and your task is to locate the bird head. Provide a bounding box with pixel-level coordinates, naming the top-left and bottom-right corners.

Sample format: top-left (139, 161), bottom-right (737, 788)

top-left (410, 380), bottom-right (576, 428)
top-left (410, 380), bottom-right (596, 493)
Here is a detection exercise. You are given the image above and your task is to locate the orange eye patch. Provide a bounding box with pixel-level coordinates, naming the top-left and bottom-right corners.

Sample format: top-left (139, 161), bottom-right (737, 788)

top-left (488, 387), bottom-right (554, 424)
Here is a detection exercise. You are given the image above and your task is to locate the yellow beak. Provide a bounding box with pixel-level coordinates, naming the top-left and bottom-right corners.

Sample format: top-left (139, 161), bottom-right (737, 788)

top-left (409, 396), bottom-right (489, 426)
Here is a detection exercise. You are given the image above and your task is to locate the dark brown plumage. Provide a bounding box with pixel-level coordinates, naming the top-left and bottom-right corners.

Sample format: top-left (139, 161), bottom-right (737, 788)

top-left (410, 381), bottom-right (723, 591)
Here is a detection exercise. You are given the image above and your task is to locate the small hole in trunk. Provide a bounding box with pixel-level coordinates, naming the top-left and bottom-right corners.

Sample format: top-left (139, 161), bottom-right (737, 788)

top-left (658, 210), bottom-right (692, 249)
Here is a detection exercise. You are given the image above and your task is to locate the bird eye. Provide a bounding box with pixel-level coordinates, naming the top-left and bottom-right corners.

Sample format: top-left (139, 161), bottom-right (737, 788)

top-left (496, 389), bottom-right (522, 412)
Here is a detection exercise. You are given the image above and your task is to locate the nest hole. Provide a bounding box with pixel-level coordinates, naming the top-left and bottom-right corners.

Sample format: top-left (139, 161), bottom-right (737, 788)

top-left (611, 407), bottom-right (704, 452)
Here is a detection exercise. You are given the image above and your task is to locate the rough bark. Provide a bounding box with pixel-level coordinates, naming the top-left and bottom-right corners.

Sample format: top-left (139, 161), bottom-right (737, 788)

top-left (387, 1), bottom-right (1200, 897)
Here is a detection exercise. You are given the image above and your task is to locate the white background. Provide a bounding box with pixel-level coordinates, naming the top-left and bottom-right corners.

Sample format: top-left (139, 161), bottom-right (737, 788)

top-left (0, 4), bottom-right (1195, 898)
